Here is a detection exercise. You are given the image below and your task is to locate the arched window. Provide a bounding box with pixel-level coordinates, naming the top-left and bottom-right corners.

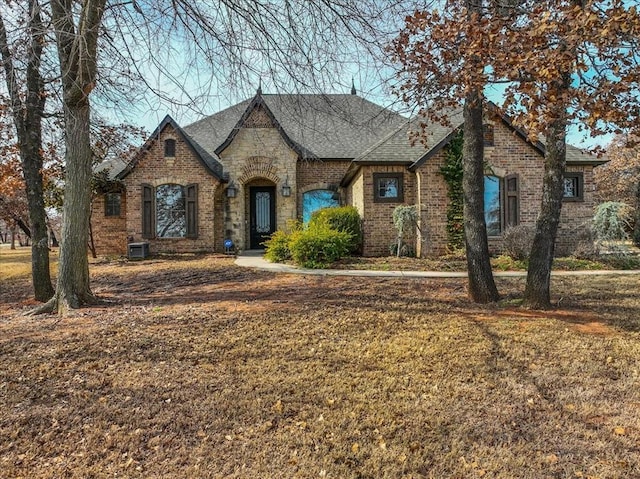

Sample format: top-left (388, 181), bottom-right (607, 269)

top-left (302, 189), bottom-right (340, 223)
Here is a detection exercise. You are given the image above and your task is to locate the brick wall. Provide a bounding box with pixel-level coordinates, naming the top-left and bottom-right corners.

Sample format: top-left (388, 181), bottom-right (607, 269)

top-left (91, 192), bottom-right (127, 256)
top-left (355, 165), bottom-right (416, 256)
top-left (123, 124), bottom-right (221, 254)
top-left (414, 118), bottom-right (597, 257)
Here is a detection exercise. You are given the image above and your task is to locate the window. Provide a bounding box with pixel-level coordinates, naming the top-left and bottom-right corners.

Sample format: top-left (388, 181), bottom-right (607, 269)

top-left (484, 176), bottom-right (502, 236)
top-left (483, 123), bottom-right (494, 146)
top-left (104, 192), bottom-right (121, 217)
top-left (563, 172), bottom-right (583, 201)
top-left (164, 139), bottom-right (176, 157)
top-left (373, 173), bottom-right (404, 203)
top-left (484, 174), bottom-right (519, 236)
top-left (141, 183), bottom-right (198, 239)
top-left (303, 189), bottom-right (340, 223)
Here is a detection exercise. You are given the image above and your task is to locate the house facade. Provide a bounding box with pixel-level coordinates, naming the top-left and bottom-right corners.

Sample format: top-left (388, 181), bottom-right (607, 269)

top-left (92, 91), bottom-right (604, 258)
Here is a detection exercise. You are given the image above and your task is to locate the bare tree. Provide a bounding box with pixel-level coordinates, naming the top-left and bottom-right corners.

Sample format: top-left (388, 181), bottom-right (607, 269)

top-left (0, 0), bottom-right (54, 301)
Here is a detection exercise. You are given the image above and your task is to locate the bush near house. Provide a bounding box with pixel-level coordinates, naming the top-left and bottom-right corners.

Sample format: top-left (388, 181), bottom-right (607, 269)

top-left (310, 206), bottom-right (363, 254)
top-left (265, 206), bottom-right (361, 268)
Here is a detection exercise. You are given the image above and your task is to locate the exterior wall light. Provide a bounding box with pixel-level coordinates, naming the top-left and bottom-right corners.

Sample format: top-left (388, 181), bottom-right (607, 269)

top-left (281, 177), bottom-right (291, 197)
top-left (226, 182), bottom-right (237, 198)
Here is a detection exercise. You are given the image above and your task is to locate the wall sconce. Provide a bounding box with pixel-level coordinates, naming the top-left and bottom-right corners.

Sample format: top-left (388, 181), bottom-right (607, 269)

top-left (226, 182), bottom-right (237, 198)
top-left (281, 177), bottom-right (291, 197)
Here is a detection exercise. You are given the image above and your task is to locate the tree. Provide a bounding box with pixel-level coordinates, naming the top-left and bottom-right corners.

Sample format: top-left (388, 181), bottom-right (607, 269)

top-left (0, 0), bottom-right (54, 301)
top-left (31, 0), bottom-right (425, 313)
top-left (392, 1), bottom-right (501, 303)
top-left (394, 0), bottom-right (640, 308)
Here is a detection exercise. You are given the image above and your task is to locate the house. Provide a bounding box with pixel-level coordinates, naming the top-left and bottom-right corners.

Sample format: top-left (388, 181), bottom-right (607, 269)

top-left (92, 90), bottom-right (605, 258)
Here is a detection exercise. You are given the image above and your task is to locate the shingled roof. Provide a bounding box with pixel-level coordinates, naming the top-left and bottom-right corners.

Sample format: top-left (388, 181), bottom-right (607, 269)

top-left (183, 93), bottom-right (408, 160)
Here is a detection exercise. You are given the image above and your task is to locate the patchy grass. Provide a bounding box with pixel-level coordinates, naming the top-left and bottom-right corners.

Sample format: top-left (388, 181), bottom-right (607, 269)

top-left (333, 253), bottom-right (640, 272)
top-left (0, 246), bottom-right (59, 281)
top-left (1, 255), bottom-right (640, 478)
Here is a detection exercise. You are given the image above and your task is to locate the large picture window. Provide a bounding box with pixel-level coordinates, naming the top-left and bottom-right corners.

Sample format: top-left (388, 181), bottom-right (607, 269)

top-left (484, 174), bottom-right (519, 236)
top-left (303, 189), bottom-right (340, 223)
top-left (142, 183), bottom-right (198, 239)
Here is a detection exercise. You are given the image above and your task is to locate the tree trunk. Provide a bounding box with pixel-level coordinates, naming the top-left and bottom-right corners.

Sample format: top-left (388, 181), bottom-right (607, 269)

top-left (463, 90), bottom-right (500, 303)
top-left (0, 1), bottom-right (54, 301)
top-left (633, 179), bottom-right (640, 247)
top-left (49, 101), bottom-right (97, 312)
top-left (523, 114), bottom-right (568, 309)
top-left (21, 139), bottom-right (55, 301)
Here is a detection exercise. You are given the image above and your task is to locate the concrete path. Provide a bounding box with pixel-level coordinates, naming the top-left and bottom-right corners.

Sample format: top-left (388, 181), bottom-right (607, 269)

top-left (234, 251), bottom-right (640, 278)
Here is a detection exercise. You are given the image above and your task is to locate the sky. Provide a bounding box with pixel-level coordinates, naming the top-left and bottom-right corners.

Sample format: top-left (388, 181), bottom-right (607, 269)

top-left (96, 0), bottom-right (617, 152)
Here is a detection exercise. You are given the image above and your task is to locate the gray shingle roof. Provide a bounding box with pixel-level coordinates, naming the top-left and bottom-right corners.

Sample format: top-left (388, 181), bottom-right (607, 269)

top-left (184, 94), bottom-right (408, 160)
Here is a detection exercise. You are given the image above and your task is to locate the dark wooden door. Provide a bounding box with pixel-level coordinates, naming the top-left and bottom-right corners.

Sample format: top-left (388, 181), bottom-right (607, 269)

top-left (249, 186), bottom-right (276, 249)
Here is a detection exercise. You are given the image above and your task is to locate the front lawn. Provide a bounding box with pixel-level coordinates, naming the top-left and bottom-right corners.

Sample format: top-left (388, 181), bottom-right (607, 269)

top-left (1, 255), bottom-right (639, 478)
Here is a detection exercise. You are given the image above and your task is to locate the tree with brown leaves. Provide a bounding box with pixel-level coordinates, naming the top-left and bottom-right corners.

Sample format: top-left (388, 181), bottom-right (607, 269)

top-left (393, 0), bottom-right (640, 308)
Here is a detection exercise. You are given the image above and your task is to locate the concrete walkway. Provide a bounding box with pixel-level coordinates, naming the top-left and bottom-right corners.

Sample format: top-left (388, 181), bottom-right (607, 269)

top-left (234, 251), bottom-right (640, 278)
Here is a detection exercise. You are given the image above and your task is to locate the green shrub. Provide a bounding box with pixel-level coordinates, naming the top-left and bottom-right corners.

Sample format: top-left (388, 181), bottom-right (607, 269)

top-left (310, 206), bottom-right (362, 253)
top-left (289, 222), bottom-right (352, 268)
top-left (263, 229), bottom-right (292, 263)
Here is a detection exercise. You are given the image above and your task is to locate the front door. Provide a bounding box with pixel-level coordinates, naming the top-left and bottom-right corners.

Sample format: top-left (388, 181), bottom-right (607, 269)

top-left (249, 186), bottom-right (276, 249)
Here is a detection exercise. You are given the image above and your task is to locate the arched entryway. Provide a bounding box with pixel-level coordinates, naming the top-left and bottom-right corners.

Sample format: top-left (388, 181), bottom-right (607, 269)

top-left (245, 178), bottom-right (277, 249)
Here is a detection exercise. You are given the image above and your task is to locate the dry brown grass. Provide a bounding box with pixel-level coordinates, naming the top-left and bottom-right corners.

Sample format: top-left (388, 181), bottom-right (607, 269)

top-left (1, 255), bottom-right (639, 478)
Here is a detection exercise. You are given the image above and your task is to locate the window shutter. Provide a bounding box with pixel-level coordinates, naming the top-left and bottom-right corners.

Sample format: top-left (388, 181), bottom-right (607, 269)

top-left (505, 174), bottom-right (519, 228)
top-left (142, 184), bottom-right (154, 238)
top-left (186, 184), bottom-right (198, 238)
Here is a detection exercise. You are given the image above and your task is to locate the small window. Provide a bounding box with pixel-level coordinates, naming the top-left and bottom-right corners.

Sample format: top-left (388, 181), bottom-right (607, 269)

top-left (164, 138), bottom-right (176, 157)
top-left (483, 123), bottom-right (494, 147)
top-left (563, 172), bottom-right (583, 201)
top-left (373, 173), bottom-right (404, 203)
top-left (104, 192), bottom-right (121, 217)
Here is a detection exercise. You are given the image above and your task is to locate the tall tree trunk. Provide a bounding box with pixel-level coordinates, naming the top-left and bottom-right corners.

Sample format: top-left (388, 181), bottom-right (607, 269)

top-left (52, 101), bottom-right (96, 311)
top-left (21, 140), bottom-right (54, 301)
top-left (633, 179), bottom-right (640, 247)
top-left (0, 0), bottom-right (54, 301)
top-left (523, 108), bottom-right (568, 309)
top-left (31, 0), bottom-right (106, 314)
top-left (463, 90), bottom-right (500, 303)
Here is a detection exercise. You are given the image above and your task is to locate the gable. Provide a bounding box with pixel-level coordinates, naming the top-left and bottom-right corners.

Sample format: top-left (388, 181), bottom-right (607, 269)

top-left (117, 115), bottom-right (225, 181)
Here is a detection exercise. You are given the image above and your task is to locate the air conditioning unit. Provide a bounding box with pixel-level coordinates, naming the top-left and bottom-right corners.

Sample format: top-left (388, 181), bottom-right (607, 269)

top-left (128, 242), bottom-right (150, 260)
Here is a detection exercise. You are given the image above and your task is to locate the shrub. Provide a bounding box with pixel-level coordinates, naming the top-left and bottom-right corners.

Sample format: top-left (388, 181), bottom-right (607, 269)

top-left (593, 201), bottom-right (632, 242)
top-left (289, 222), bottom-right (352, 268)
top-left (263, 229), bottom-right (292, 263)
top-left (502, 225), bottom-right (535, 260)
top-left (310, 206), bottom-right (362, 254)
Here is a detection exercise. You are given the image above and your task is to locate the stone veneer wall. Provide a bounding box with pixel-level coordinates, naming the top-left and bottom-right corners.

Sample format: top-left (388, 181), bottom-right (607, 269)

top-left (90, 192), bottom-right (127, 256)
top-left (123, 124), bottom-right (221, 254)
top-left (218, 122), bottom-right (299, 251)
